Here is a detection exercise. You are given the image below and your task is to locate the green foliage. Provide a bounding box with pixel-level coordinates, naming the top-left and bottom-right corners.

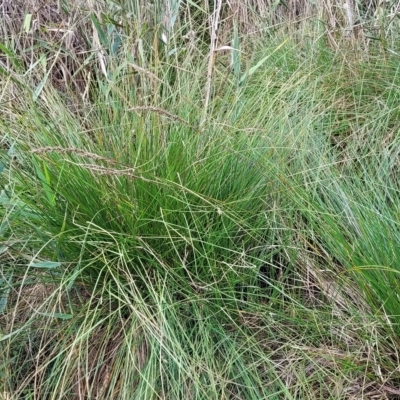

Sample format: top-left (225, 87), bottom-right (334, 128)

top-left (2, 1), bottom-right (400, 398)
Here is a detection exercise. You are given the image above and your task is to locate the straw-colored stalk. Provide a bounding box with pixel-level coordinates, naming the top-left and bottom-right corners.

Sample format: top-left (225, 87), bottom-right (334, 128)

top-left (201, 0), bottom-right (223, 128)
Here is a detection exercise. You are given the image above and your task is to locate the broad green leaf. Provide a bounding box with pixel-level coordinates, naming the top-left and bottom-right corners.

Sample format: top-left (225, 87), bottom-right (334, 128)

top-left (0, 275), bottom-right (12, 314)
top-left (101, 13), bottom-right (124, 28)
top-left (0, 42), bottom-right (19, 66)
top-left (169, 0), bottom-right (182, 29)
top-left (0, 220), bottom-right (9, 236)
top-left (0, 42), bottom-right (20, 69)
top-left (23, 14), bottom-right (33, 33)
top-left (30, 261), bottom-right (61, 269)
top-left (43, 162), bottom-right (51, 187)
top-left (0, 161), bottom-right (6, 176)
top-left (40, 53), bottom-right (47, 71)
top-left (232, 20), bottom-right (240, 80)
top-left (31, 157), bottom-right (56, 206)
top-left (90, 13), bottom-right (109, 47)
top-left (111, 33), bottom-right (122, 55)
top-left (33, 74), bottom-right (49, 101)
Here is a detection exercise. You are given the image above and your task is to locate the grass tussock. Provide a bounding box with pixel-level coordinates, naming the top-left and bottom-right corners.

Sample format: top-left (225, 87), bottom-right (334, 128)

top-left (1, 1), bottom-right (400, 399)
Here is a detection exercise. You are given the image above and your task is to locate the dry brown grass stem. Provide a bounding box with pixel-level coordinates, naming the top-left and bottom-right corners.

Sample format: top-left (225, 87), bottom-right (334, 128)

top-left (31, 146), bottom-right (123, 166)
top-left (128, 106), bottom-right (198, 131)
top-left (69, 163), bottom-right (139, 179)
top-left (201, 0), bottom-right (223, 128)
top-left (128, 63), bottom-right (164, 84)
top-left (31, 146), bottom-right (144, 177)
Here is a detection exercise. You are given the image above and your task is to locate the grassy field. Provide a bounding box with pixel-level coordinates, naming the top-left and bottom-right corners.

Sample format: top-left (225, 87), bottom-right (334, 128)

top-left (1, 1), bottom-right (400, 398)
